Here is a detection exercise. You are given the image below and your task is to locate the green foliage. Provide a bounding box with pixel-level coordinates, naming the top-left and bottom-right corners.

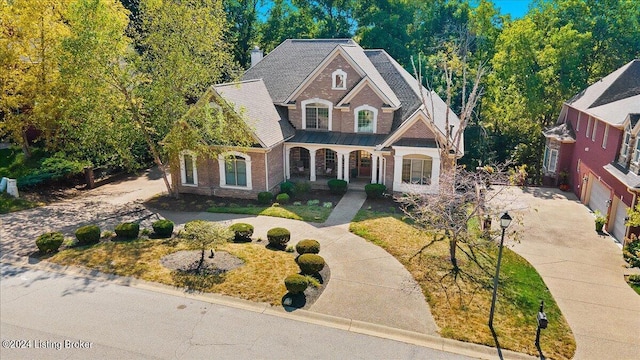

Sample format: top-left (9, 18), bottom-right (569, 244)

top-left (257, 191), bottom-right (273, 204)
top-left (75, 225), bottom-right (101, 245)
top-left (114, 222), bottom-right (140, 239)
top-left (276, 193), bottom-right (290, 203)
top-left (293, 181), bottom-right (311, 196)
top-left (228, 223), bottom-right (254, 243)
top-left (152, 219), bottom-right (174, 238)
top-left (284, 274), bottom-right (309, 294)
top-left (181, 220), bottom-right (233, 250)
top-left (16, 154), bottom-right (89, 189)
top-left (267, 227), bottom-right (291, 248)
top-left (295, 239), bottom-right (320, 255)
top-left (629, 274), bottom-right (640, 284)
top-left (36, 232), bottom-right (64, 253)
top-left (280, 181), bottom-right (295, 196)
top-left (364, 183), bottom-right (386, 198)
top-left (327, 179), bottom-right (347, 194)
top-left (623, 235), bottom-right (640, 268)
top-left (296, 254), bottom-right (325, 275)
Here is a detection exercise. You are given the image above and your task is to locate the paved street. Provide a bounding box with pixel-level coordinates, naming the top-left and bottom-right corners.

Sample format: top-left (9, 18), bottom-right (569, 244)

top-left (0, 264), bottom-right (471, 360)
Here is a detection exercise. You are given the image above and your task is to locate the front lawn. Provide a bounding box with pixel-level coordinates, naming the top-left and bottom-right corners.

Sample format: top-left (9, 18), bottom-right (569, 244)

top-left (48, 238), bottom-right (299, 305)
top-left (0, 193), bottom-right (41, 214)
top-left (350, 210), bottom-right (576, 360)
top-left (207, 203), bottom-right (332, 222)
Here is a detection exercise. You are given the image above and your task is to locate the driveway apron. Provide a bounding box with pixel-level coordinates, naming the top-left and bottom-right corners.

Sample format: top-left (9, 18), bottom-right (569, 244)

top-left (493, 187), bottom-right (640, 360)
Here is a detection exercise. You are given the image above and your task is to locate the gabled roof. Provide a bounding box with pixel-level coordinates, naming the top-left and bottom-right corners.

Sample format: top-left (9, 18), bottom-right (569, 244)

top-left (213, 79), bottom-right (295, 148)
top-left (340, 45), bottom-right (400, 107)
top-left (566, 59), bottom-right (640, 126)
top-left (543, 122), bottom-right (576, 143)
top-left (242, 39), bottom-right (355, 103)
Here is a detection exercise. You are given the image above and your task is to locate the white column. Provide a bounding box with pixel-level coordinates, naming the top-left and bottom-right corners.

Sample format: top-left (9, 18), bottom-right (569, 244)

top-left (430, 156), bottom-right (441, 193)
top-left (344, 152), bottom-right (350, 183)
top-left (393, 155), bottom-right (403, 190)
top-left (310, 149), bottom-right (317, 182)
top-left (371, 155), bottom-right (379, 184)
top-left (285, 146), bottom-right (291, 179)
top-left (337, 153), bottom-right (343, 180)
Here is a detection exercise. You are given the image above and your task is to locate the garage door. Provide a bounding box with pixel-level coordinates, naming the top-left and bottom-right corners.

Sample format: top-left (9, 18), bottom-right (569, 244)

top-left (588, 178), bottom-right (611, 217)
top-left (612, 199), bottom-right (629, 242)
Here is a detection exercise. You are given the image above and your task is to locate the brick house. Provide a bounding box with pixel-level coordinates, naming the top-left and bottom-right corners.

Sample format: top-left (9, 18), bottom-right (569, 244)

top-left (543, 59), bottom-right (640, 242)
top-left (172, 39), bottom-right (461, 199)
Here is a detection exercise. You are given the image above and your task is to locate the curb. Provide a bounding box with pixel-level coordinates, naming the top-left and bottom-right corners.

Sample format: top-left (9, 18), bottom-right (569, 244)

top-left (0, 254), bottom-right (538, 360)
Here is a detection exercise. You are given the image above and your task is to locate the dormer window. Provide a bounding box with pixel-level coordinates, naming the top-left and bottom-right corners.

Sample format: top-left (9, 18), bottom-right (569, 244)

top-left (621, 129), bottom-right (631, 161)
top-left (354, 105), bottom-right (378, 133)
top-left (332, 69), bottom-right (347, 90)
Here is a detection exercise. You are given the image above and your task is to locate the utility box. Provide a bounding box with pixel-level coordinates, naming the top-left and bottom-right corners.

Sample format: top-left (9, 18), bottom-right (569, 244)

top-left (6, 178), bottom-right (19, 198)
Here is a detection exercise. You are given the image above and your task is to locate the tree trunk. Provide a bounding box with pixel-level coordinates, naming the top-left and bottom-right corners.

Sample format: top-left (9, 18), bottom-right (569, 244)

top-left (21, 131), bottom-right (31, 158)
top-left (449, 239), bottom-right (458, 271)
top-left (198, 247), bottom-right (205, 274)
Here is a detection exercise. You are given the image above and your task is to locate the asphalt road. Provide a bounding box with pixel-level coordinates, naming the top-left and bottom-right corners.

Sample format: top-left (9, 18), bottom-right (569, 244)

top-left (0, 264), bottom-right (472, 360)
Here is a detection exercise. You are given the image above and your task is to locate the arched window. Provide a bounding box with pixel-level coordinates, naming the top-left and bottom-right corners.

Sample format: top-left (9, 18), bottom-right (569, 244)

top-left (180, 151), bottom-right (198, 186)
top-left (332, 69), bottom-right (347, 90)
top-left (302, 99), bottom-right (332, 130)
top-left (354, 105), bottom-right (378, 133)
top-left (218, 152), bottom-right (252, 189)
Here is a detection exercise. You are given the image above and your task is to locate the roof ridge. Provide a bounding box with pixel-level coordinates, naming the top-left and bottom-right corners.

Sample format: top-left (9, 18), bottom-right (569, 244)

top-left (213, 78), bottom-right (263, 88)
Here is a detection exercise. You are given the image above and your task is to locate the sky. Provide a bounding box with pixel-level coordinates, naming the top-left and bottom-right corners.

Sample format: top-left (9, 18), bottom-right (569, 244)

top-left (492, 0), bottom-right (532, 19)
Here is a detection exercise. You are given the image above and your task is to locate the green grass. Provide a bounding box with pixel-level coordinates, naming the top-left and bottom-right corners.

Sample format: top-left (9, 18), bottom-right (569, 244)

top-left (0, 193), bottom-right (41, 214)
top-left (207, 204), bottom-right (332, 222)
top-left (628, 281), bottom-right (640, 295)
top-left (350, 209), bottom-right (576, 359)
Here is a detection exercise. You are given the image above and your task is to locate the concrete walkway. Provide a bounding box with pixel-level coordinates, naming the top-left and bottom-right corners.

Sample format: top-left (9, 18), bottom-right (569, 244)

top-left (493, 187), bottom-right (640, 360)
top-left (158, 190), bottom-right (439, 335)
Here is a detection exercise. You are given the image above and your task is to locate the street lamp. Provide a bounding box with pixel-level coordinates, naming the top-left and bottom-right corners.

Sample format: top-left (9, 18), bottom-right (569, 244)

top-left (488, 211), bottom-right (512, 359)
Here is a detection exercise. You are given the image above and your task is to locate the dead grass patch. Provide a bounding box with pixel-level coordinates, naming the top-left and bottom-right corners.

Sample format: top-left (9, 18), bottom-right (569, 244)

top-left (350, 210), bottom-right (576, 359)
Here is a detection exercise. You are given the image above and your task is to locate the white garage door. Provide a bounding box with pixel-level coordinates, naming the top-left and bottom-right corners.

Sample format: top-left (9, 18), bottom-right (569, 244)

top-left (588, 178), bottom-right (611, 217)
top-left (612, 199), bottom-right (629, 242)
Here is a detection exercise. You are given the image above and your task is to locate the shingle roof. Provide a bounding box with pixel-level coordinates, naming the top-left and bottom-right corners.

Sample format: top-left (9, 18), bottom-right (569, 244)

top-left (340, 45), bottom-right (400, 107)
top-left (288, 130), bottom-right (388, 147)
top-left (243, 39), bottom-right (355, 103)
top-left (543, 122), bottom-right (576, 143)
top-left (213, 79), bottom-right (294, 148)
top-left (566, 59), bottom-right (640, 126)
top-left (605, 163), bottom-right (640, 189)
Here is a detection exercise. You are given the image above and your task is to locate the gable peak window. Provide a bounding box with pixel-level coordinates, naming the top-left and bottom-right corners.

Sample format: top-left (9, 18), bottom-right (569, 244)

top-left (354, 105), bottom-right (378, 133)
top-left (332, 69), bottom-right (347, 90)
top-left (302, 99), bottom-right (332, 130)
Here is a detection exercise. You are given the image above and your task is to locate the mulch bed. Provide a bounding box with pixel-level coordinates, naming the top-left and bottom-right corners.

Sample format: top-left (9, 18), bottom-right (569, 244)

top-left (360, 194), bottom-right (403, 214)
top-left (145, 190), bottom-right (344, 212)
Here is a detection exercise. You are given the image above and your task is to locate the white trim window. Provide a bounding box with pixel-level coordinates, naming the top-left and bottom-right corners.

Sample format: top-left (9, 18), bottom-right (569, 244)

top-left (621, 130), bottom-right (631, 161)
top-left (602, 125), bottom-right (609, 149)
top-left (332, 69), bottom-right (347, 90)
top-left (586, 116), bottom-right (592, 138)
top-left (543, 145), bottom-right (558, 173)
top-left (180, 151), bottom-right (198, 186)
top-left (576, 112), bottom-right (581, 132)
top-left (591, 119), bottom-right (597, 141)
top-left (354, 105), bottom-right (377, 133)
top-left (633, 140), bottom-right (640, 164)
top-left (218, 152), bottom-right (252, 190)
top-left (401, 157), bottom-right (432, 185)
top-left (302, 98), bottom-right (332, 130)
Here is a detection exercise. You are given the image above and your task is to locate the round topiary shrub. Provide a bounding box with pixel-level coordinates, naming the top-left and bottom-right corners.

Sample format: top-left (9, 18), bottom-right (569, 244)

top-left (280, 180), bottom-right (296, 196)
top-left (328, 179), bottom-right (348, 194)
top-left (276, 193), bottom-right (290, 204)
top-left (75, 225), bottom-right (101, 245)
top-left (152, 219), bottom-right (174, 238)
top-left (114, 222), bottom-right (140, 239)
top-left (257, 191), bottom-right (274, 204)
top-left (267, 227), bottom-right (291, 248)
top-left (296, 254), bottom-right (325, 274)
top-left (229, 223), bottom-right (254, 242)
top-left (365, 183), bottom-right (386, 198)
top-left (295, 239), bottom-right (320, 255)
top-left (36, 232), bottom-right (64, 253)
top-left (284, 274), bottom-right (309, 294)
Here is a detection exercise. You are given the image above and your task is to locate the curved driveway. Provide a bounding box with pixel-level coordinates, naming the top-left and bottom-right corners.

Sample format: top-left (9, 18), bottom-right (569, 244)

top-left (494, 187), bottom-right (640, 360)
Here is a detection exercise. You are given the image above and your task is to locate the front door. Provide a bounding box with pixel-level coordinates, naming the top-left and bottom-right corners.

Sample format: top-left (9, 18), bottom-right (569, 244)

top-left (358, 151), bottom-right (371, 177)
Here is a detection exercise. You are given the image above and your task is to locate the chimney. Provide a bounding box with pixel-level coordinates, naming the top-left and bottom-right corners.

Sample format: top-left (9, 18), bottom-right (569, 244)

top-left (251, 46), bottom-right (263, 67)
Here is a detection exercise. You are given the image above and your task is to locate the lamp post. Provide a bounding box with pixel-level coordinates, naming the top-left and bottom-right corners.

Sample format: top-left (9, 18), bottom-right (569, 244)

top-left (488, 212), bottom-right (512, 359)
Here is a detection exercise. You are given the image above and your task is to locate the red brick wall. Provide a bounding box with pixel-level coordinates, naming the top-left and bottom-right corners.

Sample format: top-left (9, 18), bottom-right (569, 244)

top-left (345, 84), bottom-right (394, 134)
top-left (396, 119), bottom-right (436, 140)
top-left (267, 144), bottom-right (285, 192)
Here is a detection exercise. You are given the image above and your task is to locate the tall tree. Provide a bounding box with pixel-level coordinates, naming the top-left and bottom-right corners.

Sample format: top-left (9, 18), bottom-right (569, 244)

top-left (293, 0), bottom-right (355, 38)
top-left (225, 0), bottom-right (260, 68)
top-left (258, 0), bottom-right (318, 52)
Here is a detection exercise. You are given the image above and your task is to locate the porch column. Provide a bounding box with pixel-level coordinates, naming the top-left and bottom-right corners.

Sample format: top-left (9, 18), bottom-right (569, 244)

top-left (337, 152), bottom-right (343, 180)
top-left (310, 149), bottom-right (317, 182)
top-left (371, 155), bottom-right (379, 184)
top-left (285, 146), bottom-right (291, 179)
top-left (343, 152), bottom-right (350, 183)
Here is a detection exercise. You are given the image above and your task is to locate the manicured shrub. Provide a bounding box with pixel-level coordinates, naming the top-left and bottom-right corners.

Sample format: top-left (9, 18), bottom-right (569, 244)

top-left (365, 183), bottom-right (386, 198)
top-left (276, 193), bottom-right (290, 204)
top-left (36, 232), bottom-right (64, 253)
top-left (229, 223), bottom-right (254, 242)
top-left (284, 274), bottom-right (309, 294)
top-left (623, 236), bottom-right (640, 268)
top-left (75, 225), bottom-right (101, 245)
top-left (280, 181), bottom-right (295, 196)
top-left (296, 254), bottom-right (325, 274)
top-left (257, 191), bottom-right (274, 204)
top-left (115, 222), bottom-right (140, 239)
top-left (328, 179), bottom-right (347, 194)
top-left (296, 239), bottom-right (320, 254)
top-left (267, 227), bottom-right (291, 248)
top-left (629, 274), bottom-right (640, 284)
top-left (294, 181), bottom-right (311, 195)
top-left (152, 219), bottom-right (174, 238)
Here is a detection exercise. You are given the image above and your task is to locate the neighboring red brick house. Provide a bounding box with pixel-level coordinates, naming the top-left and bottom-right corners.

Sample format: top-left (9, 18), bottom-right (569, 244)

top-left (543, 59), bottom-right (640, 242)
top-left (172, 39), bottom-right (461, 198)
